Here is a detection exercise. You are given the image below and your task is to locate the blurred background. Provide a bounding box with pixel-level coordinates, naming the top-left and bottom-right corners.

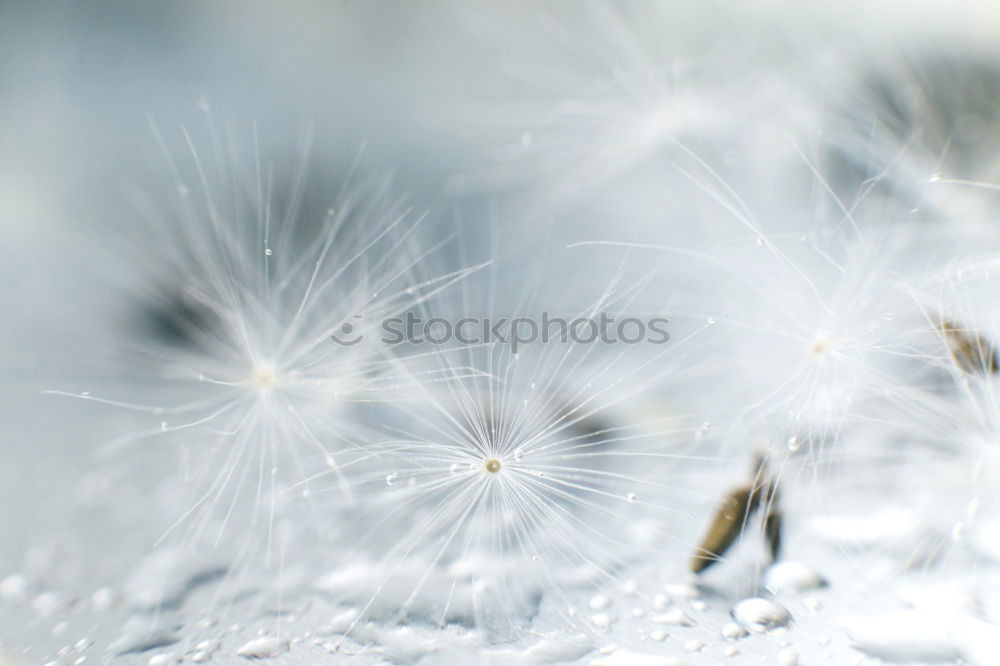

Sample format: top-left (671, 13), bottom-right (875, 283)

top-left (3, 1), bottom-right (1000, 663)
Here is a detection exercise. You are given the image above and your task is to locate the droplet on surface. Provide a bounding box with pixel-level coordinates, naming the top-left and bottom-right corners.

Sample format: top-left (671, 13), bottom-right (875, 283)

top-left (386, 473), bottom-right (398, 486)
top-left (1, 575), bottom-right (29, 602)
top-left (721, 622), bottom-right (749, 640)
top-left (236, 636), bottom-right (288, 659)
top-left (764, 561), bottom-right (827, 594)
top-left (589, 594), bottom-right (611, 611)
top-left (777, 649), bottom-right (799, 666)
top-left (652, 608), bottom-right (693, 626)
top-left (590, 613), bottom-right (615, 629)
top-left (732, 597), bottom-right (792, 632)
top-left (148, 654), bottom-right (178, 666)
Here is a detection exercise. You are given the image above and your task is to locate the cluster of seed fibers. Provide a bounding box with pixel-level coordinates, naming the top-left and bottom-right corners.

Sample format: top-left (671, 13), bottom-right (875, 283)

top-left (7, 4), bottom-right (1000, 666)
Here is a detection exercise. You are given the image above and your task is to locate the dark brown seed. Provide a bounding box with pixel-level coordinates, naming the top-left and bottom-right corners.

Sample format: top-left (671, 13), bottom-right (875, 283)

top-left (690, 484), bottom-right (758, 574)
top-left (764, 505), bottom-right (783, 562)
top-left (691, 455), bottom-right (783, 574)
top-left (939, 319), bottom-right (998, 375)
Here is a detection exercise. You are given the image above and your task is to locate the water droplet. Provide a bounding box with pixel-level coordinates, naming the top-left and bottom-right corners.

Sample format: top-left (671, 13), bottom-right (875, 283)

top-left (721, 622), bottom-right (748, 640)
top-left (707, 316), bottom-right (717, 324)
top-left (449, 463), bottom-right (461, 475)
top-left (90, 588), bottom-right (114, 612)
top-left (684, 640), bottom-right (704, 652)
top-left (652, 609), bottom-right (692, 626)
top-left (777, 649), bottom-right (799, 666)
top-left (513, 448), bottom-right (524, 462)
top-left (235, 636), bottom-right (288, 659)
top-left (589, 594), bottom-right (611, 610)
top-left (530, 382), bottom-right (537, 390)
top-left (160, 422), bottom-right (168, 432)
top-left (264, 248), bottom-right (272, 257)
top-left (626, 493), bottom-right (637, 503)
top-left (764, 561), bottom-right (827, 594)
top-left (649, 630), bottom-right (667, 642)
top-left (386, 473), bottom-right (398, 486)
top-left (590, 613), bottom-right (614, 629)
top-left (324, 455), bottom-right (337, 468)
top-left (756, 236), bottom-right (765, 246)
top-left (732, 597), bottom-right (792, 632)
top-left (787, 436), bottom-right (800, 452)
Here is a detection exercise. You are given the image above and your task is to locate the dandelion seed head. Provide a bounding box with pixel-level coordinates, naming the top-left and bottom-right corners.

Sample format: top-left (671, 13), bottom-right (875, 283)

top-left (251, 364), bottom-right (277, 391)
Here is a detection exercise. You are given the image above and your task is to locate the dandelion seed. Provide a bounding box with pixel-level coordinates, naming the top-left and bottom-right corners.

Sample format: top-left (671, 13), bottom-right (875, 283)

top-left (691, 455), bottom-right (781, 573)
top-left (937, 319), bottom-right (998, 375)
top-left (53, 122), bottom-right (486, 563)
top-left (320, 263), bottom-right (709, 631)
